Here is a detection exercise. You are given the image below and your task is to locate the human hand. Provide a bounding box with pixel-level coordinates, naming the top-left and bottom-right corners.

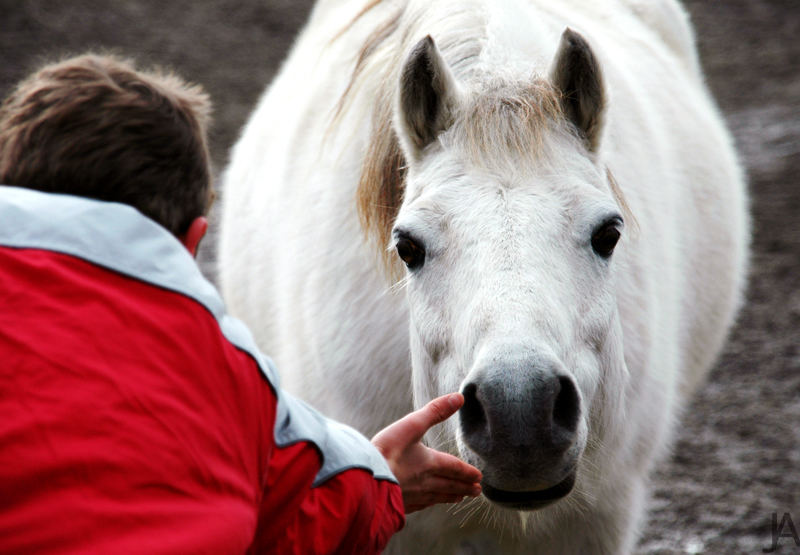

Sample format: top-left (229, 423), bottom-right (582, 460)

top-left (371, 393), bottom-right (482, 513)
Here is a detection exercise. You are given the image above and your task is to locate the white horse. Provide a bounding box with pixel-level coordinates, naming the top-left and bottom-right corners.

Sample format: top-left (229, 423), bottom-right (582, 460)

top-left (220, 0), bottom-right (748, 552)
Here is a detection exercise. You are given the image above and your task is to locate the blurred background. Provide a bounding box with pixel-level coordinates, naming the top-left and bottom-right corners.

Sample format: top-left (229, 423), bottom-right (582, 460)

top-left (1, 1), bottom-right (797, 552)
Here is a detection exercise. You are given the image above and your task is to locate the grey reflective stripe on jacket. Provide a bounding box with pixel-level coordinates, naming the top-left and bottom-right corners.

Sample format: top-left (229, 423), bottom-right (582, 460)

top-left (0, 185), bottom-right (396, 486)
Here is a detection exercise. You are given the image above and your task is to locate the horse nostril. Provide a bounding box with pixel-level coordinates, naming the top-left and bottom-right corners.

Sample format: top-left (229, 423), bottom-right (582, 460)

top-left (552, 375), bottom-right (580, 434)
top-left (460, 382), bottom-right (487, 438)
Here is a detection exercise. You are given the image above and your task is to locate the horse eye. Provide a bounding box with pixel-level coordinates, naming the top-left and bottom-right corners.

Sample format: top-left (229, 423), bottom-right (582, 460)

top-left (395, 235), bottom-right (425, 270)
top-left (591, 219), bottom-right (622, 258)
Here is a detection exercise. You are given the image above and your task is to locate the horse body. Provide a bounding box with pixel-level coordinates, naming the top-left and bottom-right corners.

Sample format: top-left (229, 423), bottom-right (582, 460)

top-left (220, 0), bottom-right (748, 552)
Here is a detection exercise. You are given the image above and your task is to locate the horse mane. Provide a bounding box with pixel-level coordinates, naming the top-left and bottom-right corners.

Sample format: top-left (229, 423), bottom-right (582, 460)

top-left (357, 97), bottom-right (407, 280)
top-left (341, 4), bottom-right (406, 279)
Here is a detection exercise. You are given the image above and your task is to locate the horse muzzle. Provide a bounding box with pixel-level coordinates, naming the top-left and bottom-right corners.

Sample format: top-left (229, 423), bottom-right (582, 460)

top-left (458, 347), bottom-right (583, 510)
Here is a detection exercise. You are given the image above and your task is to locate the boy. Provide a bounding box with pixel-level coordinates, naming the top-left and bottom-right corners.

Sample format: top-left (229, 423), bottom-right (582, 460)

top-left (0, 54), bottom-right (480, 554)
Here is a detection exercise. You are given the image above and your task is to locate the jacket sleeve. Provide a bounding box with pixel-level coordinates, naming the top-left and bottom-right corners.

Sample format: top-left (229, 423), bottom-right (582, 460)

top-left (250, 387), bottom-right (405, 554)
top-left (250, 442), bottom-right (404, 554)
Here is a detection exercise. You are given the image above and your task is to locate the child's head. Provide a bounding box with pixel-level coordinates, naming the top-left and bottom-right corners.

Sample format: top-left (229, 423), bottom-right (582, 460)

top-left (0, 54), bottom-right (213, 237)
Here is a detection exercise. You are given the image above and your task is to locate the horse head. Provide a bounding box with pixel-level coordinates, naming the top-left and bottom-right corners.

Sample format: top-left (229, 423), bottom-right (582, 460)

top-left (390, 29), bottom-right (630, 510)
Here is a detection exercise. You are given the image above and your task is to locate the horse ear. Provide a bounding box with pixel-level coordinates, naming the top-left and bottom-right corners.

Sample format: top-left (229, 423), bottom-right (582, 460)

top-left (549, 28), bottom-right (606, 152)
top-left (396, 35), bottom-right (459, 161)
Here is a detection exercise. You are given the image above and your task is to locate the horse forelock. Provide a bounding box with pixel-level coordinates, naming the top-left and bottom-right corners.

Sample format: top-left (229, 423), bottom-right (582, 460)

top-left (451, 79), bottom-right (565, 171)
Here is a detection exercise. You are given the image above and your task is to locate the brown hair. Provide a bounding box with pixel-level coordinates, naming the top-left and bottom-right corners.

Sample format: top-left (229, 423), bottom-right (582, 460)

top-left (0, 54), bottom-right (213, 236)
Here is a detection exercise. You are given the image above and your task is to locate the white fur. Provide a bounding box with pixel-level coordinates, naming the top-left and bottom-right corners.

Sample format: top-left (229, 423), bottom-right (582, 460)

top-left (219, 0), bottom-right (748, 552)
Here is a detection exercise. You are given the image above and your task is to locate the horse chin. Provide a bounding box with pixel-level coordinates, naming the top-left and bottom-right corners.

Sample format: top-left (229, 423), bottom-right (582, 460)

top-left (481, 470), bottom-right (576, 511)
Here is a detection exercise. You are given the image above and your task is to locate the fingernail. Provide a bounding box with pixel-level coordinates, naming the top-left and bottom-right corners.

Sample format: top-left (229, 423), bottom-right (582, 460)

top-left (448, 393), bottom-right (462, 409)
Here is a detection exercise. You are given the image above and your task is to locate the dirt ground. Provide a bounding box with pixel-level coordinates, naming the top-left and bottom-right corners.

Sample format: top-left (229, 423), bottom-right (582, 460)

top-left (1, 1), bottom-right (797, 553)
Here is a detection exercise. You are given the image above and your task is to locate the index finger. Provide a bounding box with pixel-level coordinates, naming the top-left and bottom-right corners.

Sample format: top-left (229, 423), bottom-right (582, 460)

top-left (406, 393), bottom-right (464, 441)
top-left (380, 393), bottom-right (464, 446)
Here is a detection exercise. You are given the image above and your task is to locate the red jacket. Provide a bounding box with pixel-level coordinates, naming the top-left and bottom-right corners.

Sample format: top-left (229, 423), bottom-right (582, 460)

top-left (0, 186), bottom-right (404, 554)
